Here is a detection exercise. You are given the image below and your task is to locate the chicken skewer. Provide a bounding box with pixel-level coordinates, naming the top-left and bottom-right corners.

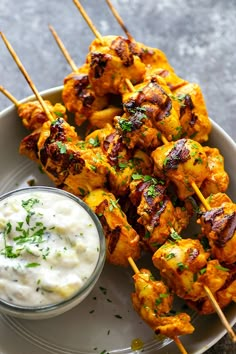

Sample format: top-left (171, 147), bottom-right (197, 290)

top-left (68, 3), bottom-right (236, 341)
top-left (105, 0), bottom-right (212, 144)
top-left (73, 0), bottom-right (146, 96)
top-left (152, 234), bottom-right (236, 342)
top-left (120, 77), bottom-right (212, 210)
top-left (1, 6), bottom-right (234, 346)
top-left (49, 25), bottom-right (123, 129)
top-left (120, 78), bottom-right (235, 339)
top-left (128, 256), bottom-right (191, 354)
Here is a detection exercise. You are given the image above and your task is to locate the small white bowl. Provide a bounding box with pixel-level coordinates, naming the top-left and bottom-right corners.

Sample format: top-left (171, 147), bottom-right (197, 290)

top-left (0, 186), bottom-right (106, 320)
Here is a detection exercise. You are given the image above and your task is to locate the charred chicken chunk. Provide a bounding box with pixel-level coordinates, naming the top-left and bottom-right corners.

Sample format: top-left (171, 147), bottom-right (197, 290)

top-left (201, 147), bottom-right (229, 197)
top-left (86, 36), bottom-right (146, 95)
top-left (186, 260), bottom-right (232, 314)
top-left (19, 129), bottom-right (41, 162)
top-left (131, 268), bottom-right (194, 337)
top-left (83, 188), bottom-right (140, 266)
top-left (37, 118), bottom-right (110, 196)
top-left (62, 64), bottom-right (109, 126)
top-left (115, 113), bottom-right (162, 150)
top-left (148, 67), bottom-right (187, 91)
top-left (119, 76), bottom-right (182, 142)
top-left (173, 83), bottom-right (211, 143)
top-left (152, 238), bottom-right (210, 301)
top-left (130, 42), bottom-right (175, 73)
top-left (198, 193), bottom-right (236, 265)
top-left (129, 176), bottom-right (190, 252)
top-left (151, 139), bottom-right (209, 200)
top-left (18, 100), bottom-right (67, 131)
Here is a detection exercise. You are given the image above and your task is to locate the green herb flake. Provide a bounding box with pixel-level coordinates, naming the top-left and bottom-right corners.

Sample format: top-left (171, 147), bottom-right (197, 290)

top-left (56, 141), bottom-right (67, 154)
top-left (170, 230), bottom-right (182, 241)
top-left (165, 252), bottom-right (175, 260)
top-left (199, 267), bottom-right (207, 275)
top-left (118, 118), bottom-right (133, 132)
top-left (177, 262), bottom-right (188, 271)
top-left (88, 136), bottom-right (100, 147)
top-left (215, 265), bottom-right (229, 272)
top-left (132, 173), bottom-right (143, 180)
top-left (25, 262), bottom-right (41, 268)
top-left (54, 111), bottom-right (64, 118)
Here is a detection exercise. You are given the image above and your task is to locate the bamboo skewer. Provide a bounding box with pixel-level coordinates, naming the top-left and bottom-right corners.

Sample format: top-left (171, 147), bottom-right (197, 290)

top-left (0, 86), bottom-right (19, 107)
top-left (73, 0), bottom-right (104, 44)
top-left (128, 257), bottom-right (189, 354)
top-left (105, 0), bottom-right (133, 41)
top-left (204, 285), bottom-right (236, 342)
top-left (49, 25), bottom-right (78, 72)
top-left (0, 32), bottom-right (54, 122)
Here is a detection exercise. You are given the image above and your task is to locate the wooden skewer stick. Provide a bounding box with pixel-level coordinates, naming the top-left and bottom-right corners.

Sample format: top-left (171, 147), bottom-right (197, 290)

top-left (0, 32), bottom-right (54, 122)
top-left (204, 285), bottom-right (236, 342)
top-left (48, 25), bottom-right (78, 72)
top-left (128, 256), bottom-right (189, 354)
top-left (105, 0), bottom-right (133, 41)
top-left (0, 86), bottom-right (19, 107)
top-left (73, 0), bottom-right (104, 44)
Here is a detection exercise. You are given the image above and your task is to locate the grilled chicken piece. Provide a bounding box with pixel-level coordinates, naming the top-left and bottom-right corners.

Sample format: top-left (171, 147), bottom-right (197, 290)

top-left (152, 238), bottom-right (210, 301)
top-left (201, 147), bottom-right (229, 197)
top-left (172, 83), bottom-right (211, 143)
top-left (131, 268), bottom-right (194, 337)
top-left (119, 76), bottom-right (182, 142)
top-left (115, 113), bottom-right (162, 150)
top-left (83, 188), bottom-right (140, 266)
top-left (86, 125), bottom-right (153, 197)
top-left (129, 176), bottom-right (190, 252)
top-left (18, 100), bottom-right (67, 131)
top-left (186, 260), bottom-right (233, 314)
top-left (108, 149), bottom-right (153, 197)
top-left (130, 42), bottom-right (175, 73)
top-left (89, 105), bottom-right (123, 128)
top-left (144, 68), bottom-right (211, 142)
top-left (37, 118), bottom-right (110, 196)
top-left (86, 36), bottom-right (146, 96)
top-left (198, 193), bottom-right (236, 265)
top-left (19, 129), bottom-right (41, 162)
top-left (153, 238), bottom-right (232, 310)
top-left (151, 138), bottom-right (209, 200)
top-left (149, 67), bottom-right (187, 91)
top-left (62, 64), bottom-right (109, 126)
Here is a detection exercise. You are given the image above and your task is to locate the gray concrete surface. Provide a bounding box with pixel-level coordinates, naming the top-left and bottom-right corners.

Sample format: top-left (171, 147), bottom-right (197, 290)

top-left (0, 1), bottom-right (235, 353)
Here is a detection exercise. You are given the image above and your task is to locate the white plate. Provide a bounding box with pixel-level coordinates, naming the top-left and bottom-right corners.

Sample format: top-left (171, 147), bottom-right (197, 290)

top-left (0, 86), bottom-right (235, 354)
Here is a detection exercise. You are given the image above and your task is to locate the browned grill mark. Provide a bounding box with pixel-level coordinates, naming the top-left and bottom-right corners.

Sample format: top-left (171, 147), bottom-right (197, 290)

top-left (111, 36), bottom-right (134, 67)
top-left (203, 209), bottom-right (236, 247)
top-left (164, 139), bottom-right (190, 171)
top-left (96, 199), bottom-right (121, 254)
top-left (90, 52), bottom-right (112, 78)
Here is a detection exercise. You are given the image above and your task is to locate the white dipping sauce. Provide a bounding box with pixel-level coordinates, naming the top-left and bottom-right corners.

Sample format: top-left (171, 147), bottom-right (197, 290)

top-left (0, 190), bottom-right (100, 306)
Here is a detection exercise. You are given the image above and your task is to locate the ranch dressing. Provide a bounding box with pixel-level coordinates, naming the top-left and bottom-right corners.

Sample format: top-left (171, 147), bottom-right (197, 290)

top-left (0, 189), bottom-right (100, 306)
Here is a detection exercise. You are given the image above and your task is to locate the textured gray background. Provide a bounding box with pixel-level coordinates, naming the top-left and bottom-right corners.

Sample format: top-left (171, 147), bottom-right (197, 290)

top-left (0, 0), bottom-right (235, 353)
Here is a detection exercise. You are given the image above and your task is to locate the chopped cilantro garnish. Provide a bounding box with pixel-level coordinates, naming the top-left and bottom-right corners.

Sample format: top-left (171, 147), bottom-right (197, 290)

top-left (25, 262), bottom-right (41, 268)
top-left (56, 141), bottom-right (67, 154)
